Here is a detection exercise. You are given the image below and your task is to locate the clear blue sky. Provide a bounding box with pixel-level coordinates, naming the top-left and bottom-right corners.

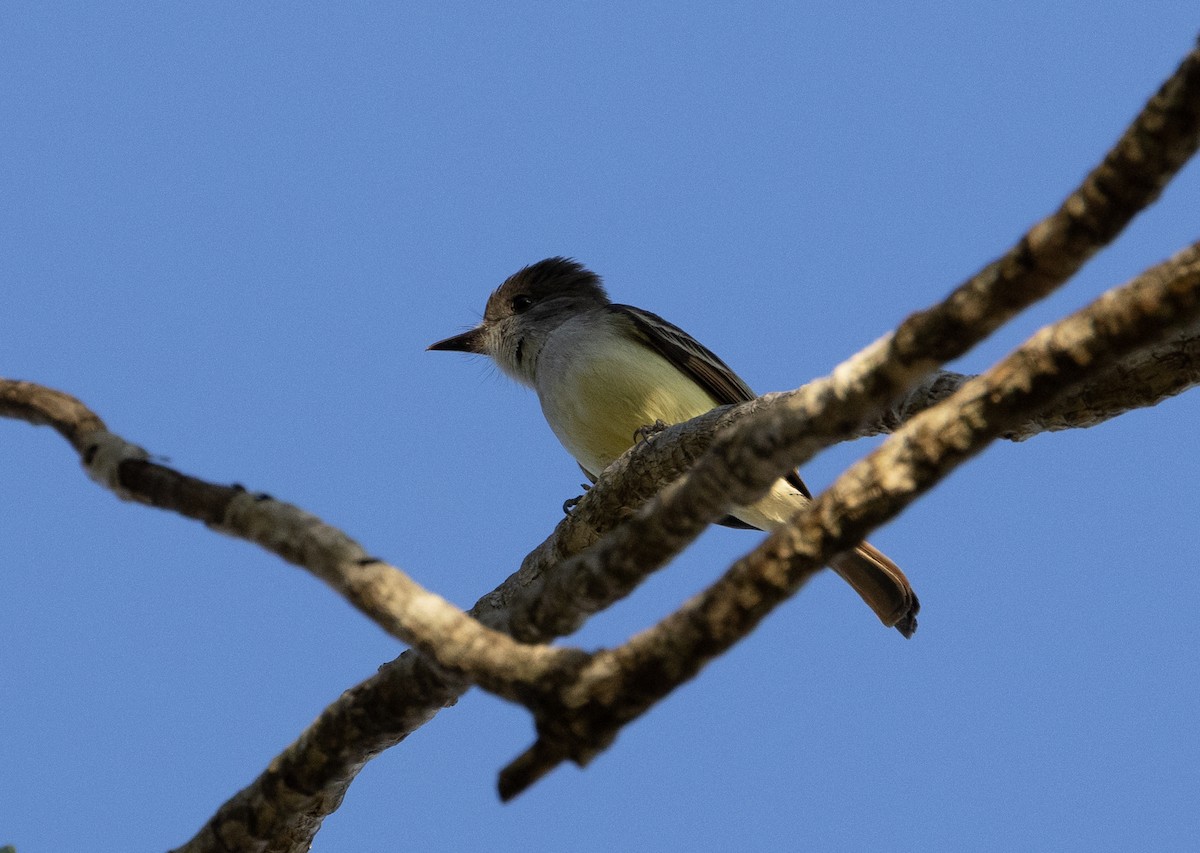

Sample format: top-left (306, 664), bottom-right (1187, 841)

top-left (3, 5), bottom-right (1199, 852)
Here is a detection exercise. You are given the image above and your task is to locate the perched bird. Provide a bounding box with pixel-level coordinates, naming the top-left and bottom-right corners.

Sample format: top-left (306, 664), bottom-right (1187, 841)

top-left (429, 257), bottom-right (918, 636)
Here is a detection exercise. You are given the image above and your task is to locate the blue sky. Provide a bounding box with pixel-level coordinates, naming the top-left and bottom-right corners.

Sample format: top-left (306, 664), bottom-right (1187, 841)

top-left (3, 5), bottom-right (1199, 852)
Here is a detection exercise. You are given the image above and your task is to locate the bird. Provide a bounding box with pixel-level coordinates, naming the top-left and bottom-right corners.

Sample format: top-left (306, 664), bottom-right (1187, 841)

top-left (429, 257), bottom-right (918, 636)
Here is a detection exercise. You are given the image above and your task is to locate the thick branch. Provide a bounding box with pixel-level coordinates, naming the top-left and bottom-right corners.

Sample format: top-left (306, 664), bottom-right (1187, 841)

top-left (498, 241), bottom-right (1200, 798)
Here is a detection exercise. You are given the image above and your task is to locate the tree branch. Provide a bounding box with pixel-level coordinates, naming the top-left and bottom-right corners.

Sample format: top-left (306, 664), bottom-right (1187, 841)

top-left (497, 240), bottom-right (1200, 798)
top-left (0, 381), bottom-right (580, 704)
top-left (873, 326), bottom-right (1200, 442)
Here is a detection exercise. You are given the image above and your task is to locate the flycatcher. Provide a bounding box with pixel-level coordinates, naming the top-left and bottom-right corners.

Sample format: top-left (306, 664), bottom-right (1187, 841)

top-left (429, 257), bottom-right (918, 636)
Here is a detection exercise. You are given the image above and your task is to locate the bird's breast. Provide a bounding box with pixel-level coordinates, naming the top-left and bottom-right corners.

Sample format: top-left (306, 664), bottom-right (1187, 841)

top-left (536, 332), bottom-right (717, 477)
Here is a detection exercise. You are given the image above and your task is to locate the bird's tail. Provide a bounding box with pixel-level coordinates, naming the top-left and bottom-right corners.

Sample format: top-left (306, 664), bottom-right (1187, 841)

top-left (829, 542), bottom-right (919, 637)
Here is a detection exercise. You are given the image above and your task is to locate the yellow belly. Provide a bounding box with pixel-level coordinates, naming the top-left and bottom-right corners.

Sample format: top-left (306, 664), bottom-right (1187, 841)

top-left (538, 344), bottom-right (717, 477)
top-left (536, 333), bottom-right (809, 530)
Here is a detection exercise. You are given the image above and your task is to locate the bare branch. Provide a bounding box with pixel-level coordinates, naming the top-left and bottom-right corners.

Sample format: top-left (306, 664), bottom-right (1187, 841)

top-left (865, 323), bottom-right (1200, 441)
top-left (167, 486), bottom-right (646, 853)
top-left (0, 380), bottom-right (108, 452)
top-left (498, 241), bottom-right (1200, 798)
top-left (1004, 325), bottom-right (1200, 439)
top-left (0, 381), bottom-right (576, 704)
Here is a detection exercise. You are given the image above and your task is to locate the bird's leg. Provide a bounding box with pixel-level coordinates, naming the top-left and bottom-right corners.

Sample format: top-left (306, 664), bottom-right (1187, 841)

top-left (633, 419), bottom-right (670, 444)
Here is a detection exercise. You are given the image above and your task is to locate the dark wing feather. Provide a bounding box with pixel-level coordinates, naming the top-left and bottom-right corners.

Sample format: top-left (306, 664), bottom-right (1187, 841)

top-left (609, 304), bottom-right (756, 404)
top-left (607, 306), bottom-right (917, 635)
top-left (609, 303), bottom-right (812, 501)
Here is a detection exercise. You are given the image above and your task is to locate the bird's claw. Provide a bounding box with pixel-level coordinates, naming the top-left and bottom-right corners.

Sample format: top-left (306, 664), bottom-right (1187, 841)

top-left (562, 483), bottom-right (590, 514)
top-left (633, 419), bottom-right (670, 443)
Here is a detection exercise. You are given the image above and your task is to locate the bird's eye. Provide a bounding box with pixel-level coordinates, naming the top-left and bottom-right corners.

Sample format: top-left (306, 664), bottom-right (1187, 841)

top-left (511, 295), bottom-right (535, 314)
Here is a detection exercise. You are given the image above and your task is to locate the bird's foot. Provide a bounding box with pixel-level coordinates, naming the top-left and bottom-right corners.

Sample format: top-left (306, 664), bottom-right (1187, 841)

top-left (633, 419), bottom-right (670, 443)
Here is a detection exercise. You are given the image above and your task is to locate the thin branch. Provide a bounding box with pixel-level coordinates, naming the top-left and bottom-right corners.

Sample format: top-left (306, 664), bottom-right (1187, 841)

top-left (498, 240), bottom-right (1200, 798)
top-left (864, 322), bottom-right (1200, 441)
top-left (0, 380), bottom-right (573, 700)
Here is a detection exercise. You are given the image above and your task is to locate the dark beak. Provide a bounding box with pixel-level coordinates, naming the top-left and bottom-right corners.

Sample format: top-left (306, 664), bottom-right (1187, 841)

top-left (427, 327), bottom-right (485, 353)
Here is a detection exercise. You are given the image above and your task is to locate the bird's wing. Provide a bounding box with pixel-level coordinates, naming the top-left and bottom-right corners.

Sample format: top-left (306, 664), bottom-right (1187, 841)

top-left (609, 303), bottom-right (812, 500)
top-left (609, 303), bottom-right (757, 404)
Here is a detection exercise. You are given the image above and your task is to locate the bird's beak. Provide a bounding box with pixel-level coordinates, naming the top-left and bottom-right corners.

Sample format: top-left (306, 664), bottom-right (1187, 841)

top-left (427, 327), bottom-right (485, 353)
